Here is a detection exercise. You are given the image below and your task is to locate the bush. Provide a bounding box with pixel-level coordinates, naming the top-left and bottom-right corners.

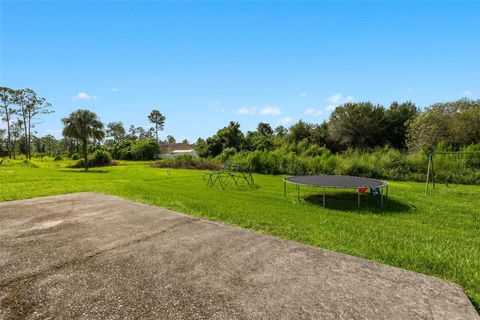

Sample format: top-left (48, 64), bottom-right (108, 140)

top-left (151, 156), bottom-right (219, 170)
top-left (206, 143), bottom-right (480, 184)
top-left (20, 159), bottom-right (39, 168)
top-left (90, 149), bottom-right (112, 167)
top-left (71, 150), bottom-right (114, 168)
top-left (108, 139), bottom-right (159, 160)
top-left (71, 153), bottom-right (80, 160)
top-left (53, 155), bottom-right (63, 161)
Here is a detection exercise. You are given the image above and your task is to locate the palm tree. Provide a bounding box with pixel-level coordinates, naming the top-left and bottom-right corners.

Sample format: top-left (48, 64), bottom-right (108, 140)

top-left (62, 110), bottom-right (105, 171)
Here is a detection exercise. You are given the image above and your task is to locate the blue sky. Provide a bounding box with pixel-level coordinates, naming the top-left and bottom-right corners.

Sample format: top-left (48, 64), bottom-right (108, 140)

top-left (1, 1), bottom-right (479, 142)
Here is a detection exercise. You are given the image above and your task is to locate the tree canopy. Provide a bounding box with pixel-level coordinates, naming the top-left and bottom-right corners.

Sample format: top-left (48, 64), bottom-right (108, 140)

top-left (62, 109), bottom-right (105, 170)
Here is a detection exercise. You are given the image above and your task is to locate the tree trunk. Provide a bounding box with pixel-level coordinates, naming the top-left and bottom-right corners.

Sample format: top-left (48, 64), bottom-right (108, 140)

top-left (27, 115), bottom-right (31, 159)
top-left (82, 140), bottom-right (88, 171)
top-left (21, 111), bottom-right (28, 159)
top-left (11, 133), bottom-right (16, 160)
top-left (155, 124), bottom-right (159, 143)
top-left (5, 109), bottom-right (11, 159)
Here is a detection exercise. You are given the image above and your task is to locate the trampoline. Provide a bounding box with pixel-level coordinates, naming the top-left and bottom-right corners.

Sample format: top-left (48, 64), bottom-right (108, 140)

top-left (283, 175), bottom-right (389, 208)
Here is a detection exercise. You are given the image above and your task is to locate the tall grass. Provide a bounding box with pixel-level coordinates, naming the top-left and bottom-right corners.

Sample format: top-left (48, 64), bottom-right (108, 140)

top-left (150, 144), bottom-right (480, 184)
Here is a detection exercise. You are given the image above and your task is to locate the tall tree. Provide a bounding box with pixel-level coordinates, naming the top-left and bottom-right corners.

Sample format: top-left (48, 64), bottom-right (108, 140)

top-left (166, 135), bottom-right (176, 144)
top-left (62, 110), bottom-right (105, 171)
top-left (10, 119), bottom-right (23, 160)
top-left (106, 121), bottom-right (126, 143)
top-left (257, 122), bottom-right (273, 137)
top-left (15, 89), bottom-right (53, 159)
top-left (0, 87), bottom-right (16, 158)
top-left (407, 99), bottom-right (480, 153)
top-left (288, 120), bottom-right (312, 144)
top-left (148, 110), bottom-right (166, 142)
top-left (0, 128), bottom-right (6, 156)
top-left (328, 102), bottom-right (387, 150)
top-left (385, 101), bottom-right (418, 149)
top-left (216, 121), bottom-right (244, 151)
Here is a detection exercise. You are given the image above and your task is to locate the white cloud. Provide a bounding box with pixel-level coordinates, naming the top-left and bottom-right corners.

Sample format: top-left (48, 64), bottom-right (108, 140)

top-left (111, 87), bottom-right (120, 92)
top-left (324, 93), bottom-right (355, 112)
top-left (277, 117), bottom-right (293, 125)
top-left (304, 108), bottom-right (323, 116)
top-left (260, 105), bottom-right (282, 116)
top-left (325, 105), bottom-right (337, 112)
top-left (327, 93), bottom-right (354, 105)
top-left (300, 92), bottom-right (307, 97)
top-left (235, 107), bottom-right (256, 115)
top-left (73, 92), bottom-right (96, 100)
top-left (463, 90), bottom-right (473, 97)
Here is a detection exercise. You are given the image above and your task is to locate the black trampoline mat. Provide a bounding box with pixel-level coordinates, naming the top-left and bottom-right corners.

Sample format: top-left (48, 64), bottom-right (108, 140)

top-left (285, 175), bottom-right (386, 188)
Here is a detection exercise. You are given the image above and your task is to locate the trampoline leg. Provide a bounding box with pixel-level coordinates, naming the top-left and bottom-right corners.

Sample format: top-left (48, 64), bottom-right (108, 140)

top-left (284, 181), bottom-right (286, 198)
top-left (358, 192), bottom-right (360, 209)
top-left (381, 188), bottom-right (384, 207)
top-left (323, 188), bottom-right (326, 207)
top-left (296, 184), bottom-right (300, 199)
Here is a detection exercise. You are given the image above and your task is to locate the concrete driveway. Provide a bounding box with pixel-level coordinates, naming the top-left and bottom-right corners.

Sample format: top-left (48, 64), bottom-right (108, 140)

top-left (0, 193), bottom-right (478, 320)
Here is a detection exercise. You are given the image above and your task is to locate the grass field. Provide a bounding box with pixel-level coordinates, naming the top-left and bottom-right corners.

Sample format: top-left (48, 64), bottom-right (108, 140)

top-left (1, 158), bottom-right (479, 310)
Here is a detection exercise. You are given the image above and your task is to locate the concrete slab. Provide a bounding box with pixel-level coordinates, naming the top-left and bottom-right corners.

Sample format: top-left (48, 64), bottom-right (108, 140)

top-left (0, 193), bottom-right (478, 320)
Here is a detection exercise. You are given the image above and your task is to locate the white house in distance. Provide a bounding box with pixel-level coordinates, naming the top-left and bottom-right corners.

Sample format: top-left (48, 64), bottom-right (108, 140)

top-left (157, 143), bottom-right (197, 158)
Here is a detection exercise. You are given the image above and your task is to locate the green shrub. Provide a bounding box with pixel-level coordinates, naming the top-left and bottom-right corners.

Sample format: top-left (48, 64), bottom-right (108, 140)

top-left (71, 153), bottom-right (80, 160)
top-left (151, 156), bottom-right (219, 170)
top-left (90, 150), bottom-right (112, 167)
top-left (20, 159), bottom-right (39, 168)
top-left (205, 143), bottom-right (480, 184)
top-left (71, 150), bottom-right (113, 168)
top-left (53, 155), bottom-right (63, 161)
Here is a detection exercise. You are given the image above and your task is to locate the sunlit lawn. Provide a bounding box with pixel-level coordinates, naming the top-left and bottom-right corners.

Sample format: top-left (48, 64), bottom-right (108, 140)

top-left (0, 158), bottom-right (479, 310)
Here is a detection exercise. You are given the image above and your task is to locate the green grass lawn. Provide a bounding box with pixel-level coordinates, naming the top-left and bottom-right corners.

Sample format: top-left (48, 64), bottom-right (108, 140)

top-left (1, 159), bottom-right (479, 310)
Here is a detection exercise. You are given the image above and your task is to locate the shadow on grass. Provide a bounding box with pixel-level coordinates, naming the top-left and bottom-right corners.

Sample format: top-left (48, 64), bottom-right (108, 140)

top-left (60, 169), bottom-right (109, 174)
top-left (304, 192), bottom-right (412, 214)
top-left (207, 182), bottom-right (260, 191)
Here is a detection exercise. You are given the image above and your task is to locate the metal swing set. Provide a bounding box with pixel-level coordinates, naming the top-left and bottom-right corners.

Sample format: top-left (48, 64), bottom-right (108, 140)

top-left (425, 151), bottom-right (480, 194)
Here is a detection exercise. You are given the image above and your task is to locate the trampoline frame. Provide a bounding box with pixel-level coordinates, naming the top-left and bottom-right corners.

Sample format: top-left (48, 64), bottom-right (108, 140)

top-left (283, 175), bottom-right (389, 208)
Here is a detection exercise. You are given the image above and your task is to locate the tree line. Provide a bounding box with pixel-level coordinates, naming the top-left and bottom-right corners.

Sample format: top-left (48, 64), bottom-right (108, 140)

top-left (195, 99), bottom-right (480, 158)
top-left (0, 87), bottom-right (53, 159)
top-left (0, 87), bottom-right (174, 168)
top-left (2, 85), bottom-right (479, 171)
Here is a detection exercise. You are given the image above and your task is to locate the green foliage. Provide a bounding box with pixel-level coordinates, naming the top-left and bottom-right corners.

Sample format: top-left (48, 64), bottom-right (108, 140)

top-left (72, 149), bottom-right (113, 168)
top-left (195, 121), bottom-right (245, 157)
top-left (106, 121), bottom-right (126, 144)
top-left (130, 139), bottom-right (159, 160)
top-left (385, 101), bottom-right (419, 149)
top-left (328, 102), bottom-right (387, 150)
top-left (108, 139), bottom-right (159, 160)
top-left (148, 110), bottom-right (166, 142)
top-left (53, 155), bottom-right (63, 161)
top-left (213, 144), bottom-right (480, 184)
top-left (20, 159), bottom-right (39, 168)
top-left (151, 155), bottom-right (219, 170)
top-left (407, 99), bottom-right (480, 153)
top-left (71, 153), bottom-right (80, 160)
top-left (62, 109), bottom-right (105, 170)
